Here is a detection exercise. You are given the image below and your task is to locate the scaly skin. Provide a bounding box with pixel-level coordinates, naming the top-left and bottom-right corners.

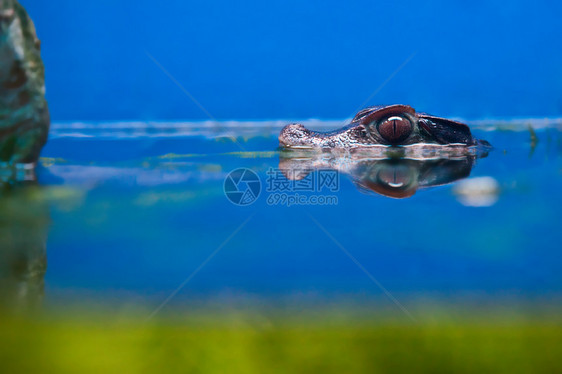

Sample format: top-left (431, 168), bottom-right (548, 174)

top-left (0, 0), bottom-right (49, 165)
top-left (279, 105), bottom-right (488, 149)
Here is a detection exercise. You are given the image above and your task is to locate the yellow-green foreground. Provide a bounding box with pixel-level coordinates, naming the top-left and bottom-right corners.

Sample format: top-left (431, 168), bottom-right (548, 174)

top-left (1, 309), bottom-right (562, 373)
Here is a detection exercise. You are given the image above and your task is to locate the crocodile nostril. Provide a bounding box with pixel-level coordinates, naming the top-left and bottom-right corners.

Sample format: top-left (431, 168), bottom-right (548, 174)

top-left (378, 116), bottom-right (412, 144)
top-left (279, 123), bottom-right (309, 146)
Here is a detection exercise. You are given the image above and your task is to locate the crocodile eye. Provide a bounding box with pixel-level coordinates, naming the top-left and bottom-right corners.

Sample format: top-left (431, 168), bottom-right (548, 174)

top-left (377, 116), bottom-right (412, 144)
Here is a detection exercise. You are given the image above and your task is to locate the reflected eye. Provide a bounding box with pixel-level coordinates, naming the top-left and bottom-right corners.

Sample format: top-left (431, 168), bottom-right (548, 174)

top-left (376, 164), bottom-right (413, 189)
top-left (377, 116), bottom-right (412, 144)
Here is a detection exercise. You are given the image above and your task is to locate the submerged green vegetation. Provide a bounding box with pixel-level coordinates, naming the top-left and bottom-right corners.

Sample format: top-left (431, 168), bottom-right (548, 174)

top-left (1, 308), bottom-right (562, 373)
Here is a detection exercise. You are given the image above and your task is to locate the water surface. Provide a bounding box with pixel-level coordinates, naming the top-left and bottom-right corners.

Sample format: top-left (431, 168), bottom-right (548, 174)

top-left (2, 120), bottom-right (550, 311)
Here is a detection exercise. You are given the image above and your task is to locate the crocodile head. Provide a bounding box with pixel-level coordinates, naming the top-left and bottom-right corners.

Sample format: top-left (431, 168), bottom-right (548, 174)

top-left (279, 105), bottom-right (489, 149)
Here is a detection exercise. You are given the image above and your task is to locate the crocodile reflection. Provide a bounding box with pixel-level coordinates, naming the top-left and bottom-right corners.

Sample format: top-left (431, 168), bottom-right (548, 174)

top-left (279, 155), bottom-right (482, 199)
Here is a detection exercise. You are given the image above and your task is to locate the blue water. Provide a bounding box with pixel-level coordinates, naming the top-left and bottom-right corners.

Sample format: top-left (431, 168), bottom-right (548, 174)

top-left (23, 0), bottom-right (562, 120)
top-left (17, 119), bottom-right (558, 312)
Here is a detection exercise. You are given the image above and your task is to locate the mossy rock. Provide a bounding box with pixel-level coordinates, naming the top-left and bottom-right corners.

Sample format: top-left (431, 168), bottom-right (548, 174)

top-left (0, 0), bottom-right (49, 164)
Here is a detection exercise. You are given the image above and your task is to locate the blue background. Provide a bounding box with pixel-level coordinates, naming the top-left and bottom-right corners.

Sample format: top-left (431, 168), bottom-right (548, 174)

top-left (22, 0), bottom-right (562, 121)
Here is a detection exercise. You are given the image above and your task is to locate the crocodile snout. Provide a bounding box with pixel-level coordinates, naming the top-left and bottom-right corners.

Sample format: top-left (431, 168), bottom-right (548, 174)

top-left (279, 123), bottom-right (312, 148)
